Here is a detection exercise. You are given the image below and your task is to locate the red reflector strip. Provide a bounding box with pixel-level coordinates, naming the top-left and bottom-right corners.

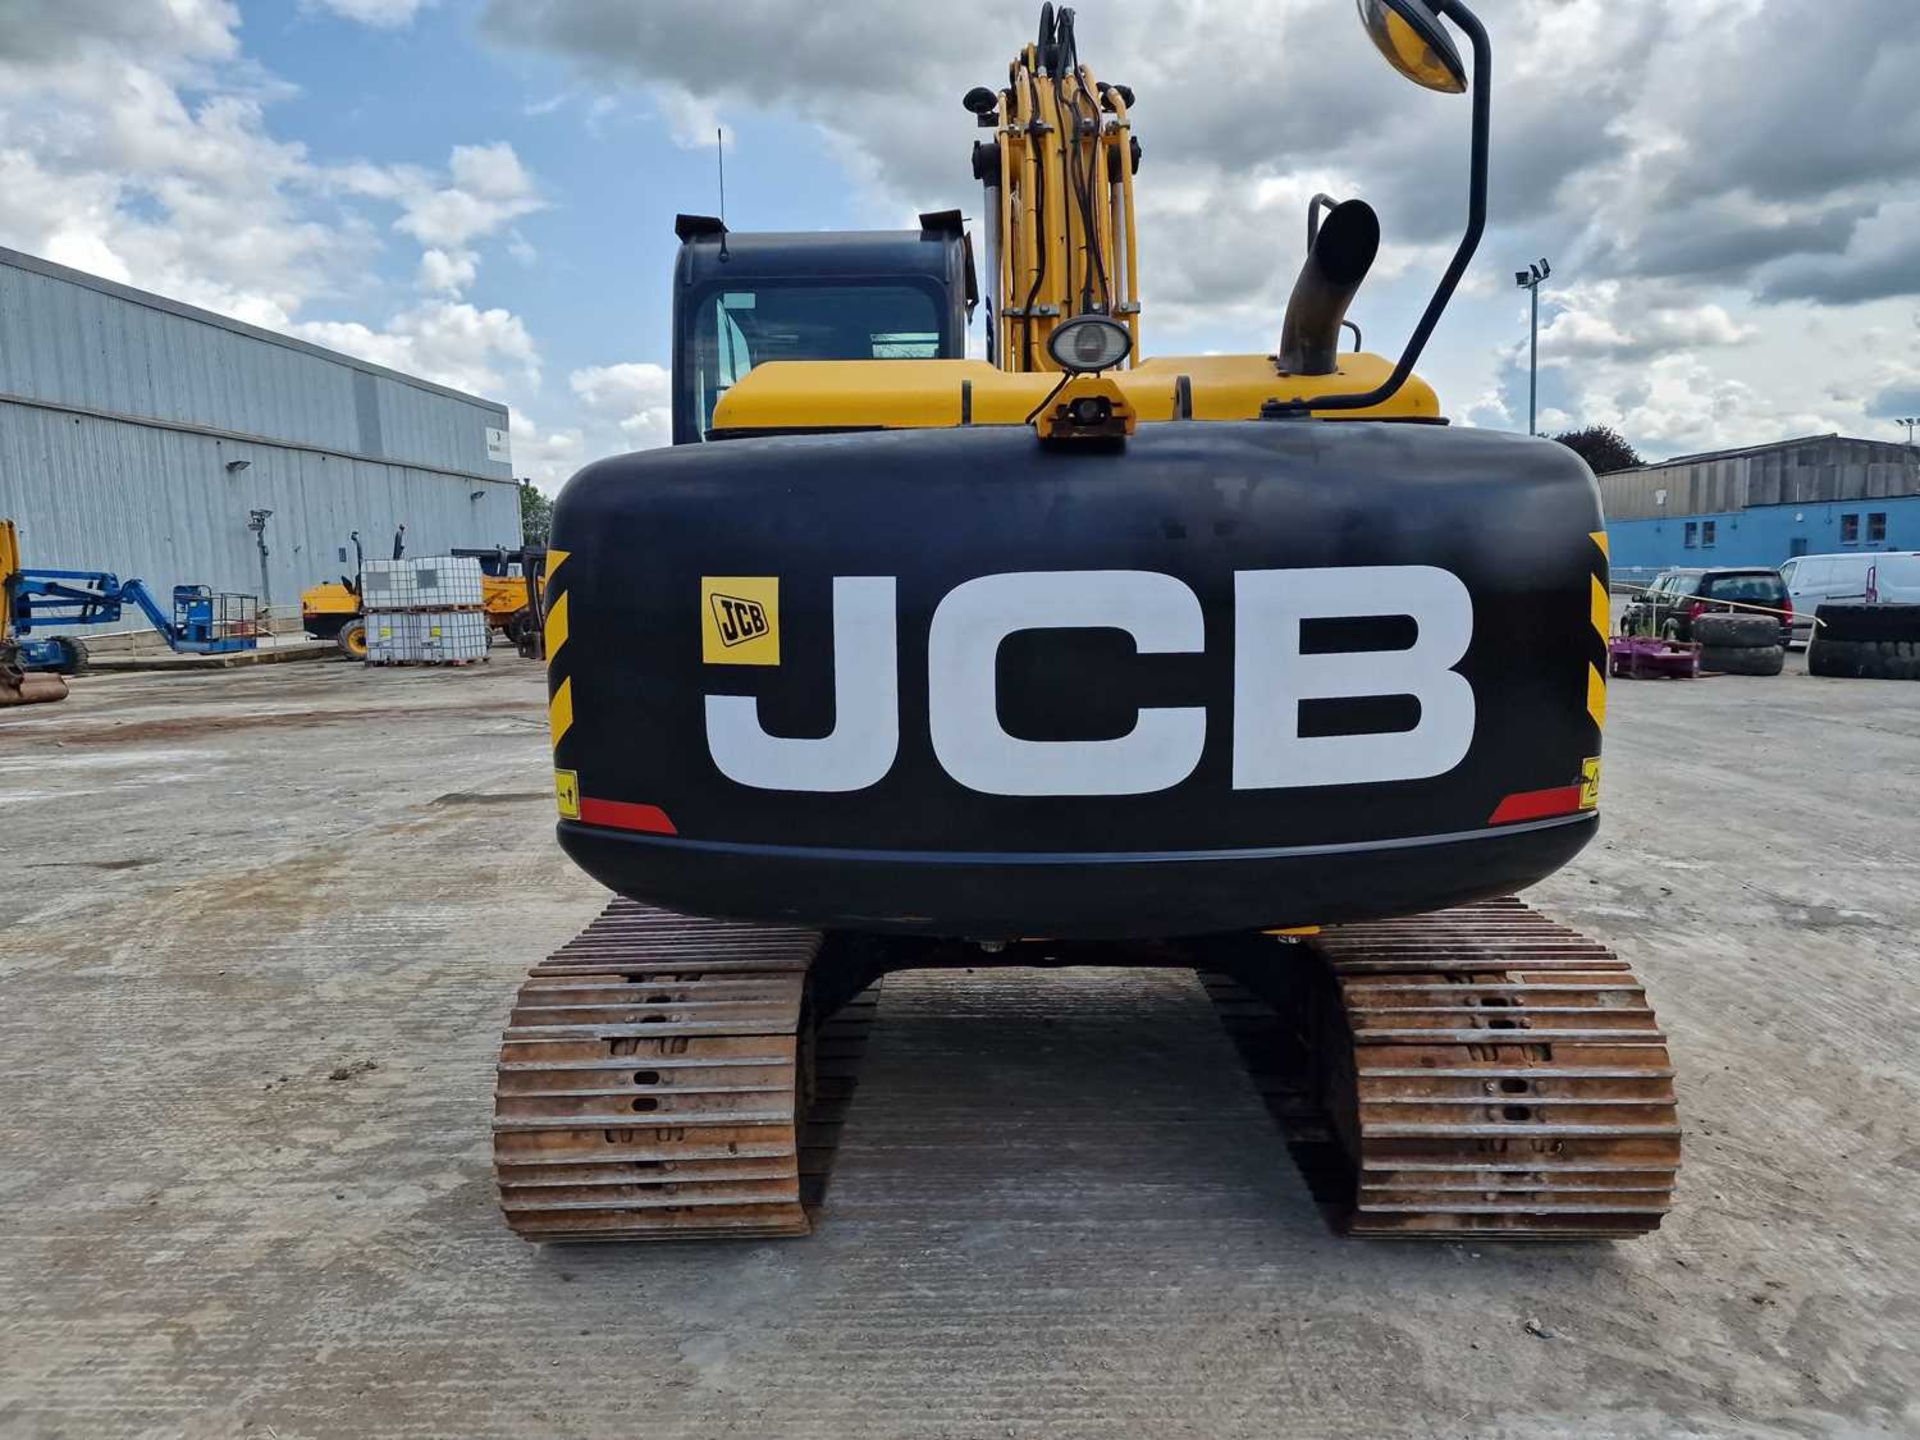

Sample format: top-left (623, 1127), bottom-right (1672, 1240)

top-left (578, 797), bottom-right (678, 835)
top-left (1488, 786), bottom-right (1585, 826)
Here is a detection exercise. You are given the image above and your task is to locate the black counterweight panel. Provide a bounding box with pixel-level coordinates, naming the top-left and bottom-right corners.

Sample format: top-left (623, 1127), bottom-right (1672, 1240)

top-left (549, 420), bottom-right (1606, 937)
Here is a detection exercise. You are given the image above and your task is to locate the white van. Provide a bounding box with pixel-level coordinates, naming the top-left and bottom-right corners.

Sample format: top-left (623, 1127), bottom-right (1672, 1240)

top-left (1778, 551), bottom-right (1920, 645)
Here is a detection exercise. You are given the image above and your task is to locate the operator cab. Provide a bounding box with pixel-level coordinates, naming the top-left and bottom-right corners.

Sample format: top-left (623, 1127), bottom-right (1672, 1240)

top-left (670, 213), bottom-right (977, 444)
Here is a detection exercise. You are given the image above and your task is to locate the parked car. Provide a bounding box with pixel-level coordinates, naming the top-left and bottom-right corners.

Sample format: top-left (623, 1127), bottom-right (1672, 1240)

top-left (1778, 551), bottom-right (1920, 647)
top-left (1621, 567), bottom-right (1793, 645)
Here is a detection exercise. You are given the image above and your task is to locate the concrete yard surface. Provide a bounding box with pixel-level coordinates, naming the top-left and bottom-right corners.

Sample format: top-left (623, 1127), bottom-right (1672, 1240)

top-left (1, 655), bottom-right (1916, 1438)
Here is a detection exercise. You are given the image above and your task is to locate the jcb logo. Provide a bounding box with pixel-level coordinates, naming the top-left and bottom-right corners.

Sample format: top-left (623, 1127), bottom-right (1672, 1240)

top-left (703, 566), bottom-right (1479, 797)
top-left (701, 577), bottom-right (779, 666)
top-left (713, 595), bottom-right (769, 645)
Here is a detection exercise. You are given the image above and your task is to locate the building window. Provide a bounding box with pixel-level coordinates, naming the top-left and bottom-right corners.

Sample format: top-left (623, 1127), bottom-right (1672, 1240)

top-left (1841, 513), bottom-right (1859, 545)
top-left (1867, 512), bottom-right (1887, 543)
top-left (1701, 520), bottom-right (1717, 548)
top-left (1683, 521), bottom-right (1698, 548)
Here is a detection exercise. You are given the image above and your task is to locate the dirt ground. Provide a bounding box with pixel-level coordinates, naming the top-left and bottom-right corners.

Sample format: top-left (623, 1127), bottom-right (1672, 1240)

top-left (1, 649), bottom-right (1915, 1439)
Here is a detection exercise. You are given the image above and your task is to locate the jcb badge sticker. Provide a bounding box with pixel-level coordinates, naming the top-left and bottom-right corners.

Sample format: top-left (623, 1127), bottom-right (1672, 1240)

top-left (702, 577), bottom-right (780, 665)
top-left (1579, 756), bottom-right (1602, 811)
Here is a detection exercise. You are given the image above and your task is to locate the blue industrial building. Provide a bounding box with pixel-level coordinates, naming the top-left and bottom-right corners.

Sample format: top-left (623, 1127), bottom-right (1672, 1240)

top-left (1599, 435), bottom-right (1920, 586)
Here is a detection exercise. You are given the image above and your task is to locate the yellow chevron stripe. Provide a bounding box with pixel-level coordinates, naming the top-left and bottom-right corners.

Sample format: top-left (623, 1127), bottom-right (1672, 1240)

top-left (1587, 662), bottom-right (1607, 730)
top-left (544, 589), bottom-right (570, 657)
top-left (549, 675), bottom-right (574, 747)
top-left (1590, 529), bottom-right (1610, 559)
top-left (1591, 575), bottom-right (1612, 642)
top-left (543, 547), bottom-right (570, 602)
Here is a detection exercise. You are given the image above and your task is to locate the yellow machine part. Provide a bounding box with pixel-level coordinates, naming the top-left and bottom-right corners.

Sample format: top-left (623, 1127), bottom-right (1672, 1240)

top-left (987, 43), bottom-right (1139, 371)
top-left (1, 519), bottom-right (19, 644)
top-left (481, 574), bottom-right (530, 630)
top-left (712, 352), bottom-right (1438, 434)
top-left (300, 580), bottom-right (359, 625)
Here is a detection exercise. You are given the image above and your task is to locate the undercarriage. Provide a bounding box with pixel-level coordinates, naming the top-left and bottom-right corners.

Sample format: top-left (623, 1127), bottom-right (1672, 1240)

top-left (494, 898), bottom-right (1677, 1242)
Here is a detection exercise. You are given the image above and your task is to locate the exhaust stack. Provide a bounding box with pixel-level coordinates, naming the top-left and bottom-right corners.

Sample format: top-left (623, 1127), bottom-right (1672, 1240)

top-left (1277, 199), bottom-right (1381, 376)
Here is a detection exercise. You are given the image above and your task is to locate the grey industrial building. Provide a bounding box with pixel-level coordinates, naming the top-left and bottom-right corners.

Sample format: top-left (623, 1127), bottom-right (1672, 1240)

top-left (0, 246), bottom-right (520, 641)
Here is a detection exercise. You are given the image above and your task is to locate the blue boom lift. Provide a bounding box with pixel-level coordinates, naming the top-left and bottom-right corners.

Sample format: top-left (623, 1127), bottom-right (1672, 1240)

top-left (2, 519), bottom-right (259, 682)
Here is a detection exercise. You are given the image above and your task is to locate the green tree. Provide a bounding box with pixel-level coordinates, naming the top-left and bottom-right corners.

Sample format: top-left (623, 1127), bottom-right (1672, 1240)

top-left (1552, 425), bottom-right (1643, 475)
top-left (518, 479), bottom-right (553, 546)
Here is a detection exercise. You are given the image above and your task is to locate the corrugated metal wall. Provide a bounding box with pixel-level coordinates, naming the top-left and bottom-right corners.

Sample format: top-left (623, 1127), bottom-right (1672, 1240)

top-left (0, 247), bottom-right (519, 637)
top-left (0, 249), bottom-right (514, 477)
top-left (0, 404), bottom-right (517, 626)
top-left (1600, 437), bottom-right (1920, 522)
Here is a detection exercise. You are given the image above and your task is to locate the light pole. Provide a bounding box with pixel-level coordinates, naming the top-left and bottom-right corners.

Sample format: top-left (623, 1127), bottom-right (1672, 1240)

top-left (1515, 258), bottom-right (1551, 435)
top-left (1898, 416), bottom-right (1920, 447)
top-left (248, 509), bottom-right (273, 630)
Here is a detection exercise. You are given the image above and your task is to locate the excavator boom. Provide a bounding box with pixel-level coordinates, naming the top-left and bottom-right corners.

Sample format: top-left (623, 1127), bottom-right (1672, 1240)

top-left (971, 4), bottom-right (1141, 371)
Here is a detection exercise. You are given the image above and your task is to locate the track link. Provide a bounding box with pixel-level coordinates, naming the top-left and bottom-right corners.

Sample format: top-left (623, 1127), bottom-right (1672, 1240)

top-left (1307, 898), bottom-right (1680, 1238)
top-left (494, 900), bottom-right (868, 1243)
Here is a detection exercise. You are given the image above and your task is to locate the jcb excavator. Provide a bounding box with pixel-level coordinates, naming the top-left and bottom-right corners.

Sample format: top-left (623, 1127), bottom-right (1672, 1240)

top-left (494, 0), bottom-right (1679, 1243)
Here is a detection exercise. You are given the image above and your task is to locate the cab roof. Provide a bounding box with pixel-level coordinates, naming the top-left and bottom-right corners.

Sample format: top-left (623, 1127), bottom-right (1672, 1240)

top-left (673, 218), bottom-right (968, 290)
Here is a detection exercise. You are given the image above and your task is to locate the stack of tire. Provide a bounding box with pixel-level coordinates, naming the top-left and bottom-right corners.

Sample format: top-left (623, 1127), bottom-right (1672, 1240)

top-left (1808, 604), bottom-right (1920, 681)
top-left (1693, 614), bottom-right (1785, 677)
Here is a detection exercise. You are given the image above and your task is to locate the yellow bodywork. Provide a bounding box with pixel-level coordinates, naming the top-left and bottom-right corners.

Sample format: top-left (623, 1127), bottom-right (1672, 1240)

top-left (300, 580), bottom-right (360, 626)
top-left (713, 352), bottom-right (1438, 434)
top-left (1, 519), bottom-right (20, 644)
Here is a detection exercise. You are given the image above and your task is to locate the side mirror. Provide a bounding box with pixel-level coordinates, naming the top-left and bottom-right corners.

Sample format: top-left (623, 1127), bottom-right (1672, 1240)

top-left (1357, 0), bottom-right (1467, 94)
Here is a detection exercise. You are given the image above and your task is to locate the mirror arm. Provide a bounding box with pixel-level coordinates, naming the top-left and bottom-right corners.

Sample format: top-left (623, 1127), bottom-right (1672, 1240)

top-left (1271, 0), bottom-right (1488, 415)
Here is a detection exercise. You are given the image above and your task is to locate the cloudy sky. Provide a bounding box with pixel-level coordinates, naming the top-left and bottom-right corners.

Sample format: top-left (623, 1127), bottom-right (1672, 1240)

top-left (2, 0), bottom-right (1916, 488)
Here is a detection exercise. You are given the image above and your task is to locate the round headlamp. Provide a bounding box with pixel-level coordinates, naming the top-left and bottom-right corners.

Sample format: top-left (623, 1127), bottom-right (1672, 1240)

top-left (1048, 315), bottom-right (1132, 374)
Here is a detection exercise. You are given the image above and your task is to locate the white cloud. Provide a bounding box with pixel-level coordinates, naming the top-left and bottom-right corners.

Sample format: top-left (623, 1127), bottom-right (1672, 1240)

top-left (297, 301), bottom-right (540, 398)
top-left (333, 141), bottom-right (543, 262)
top-left (509, 412), bottom-right (587, 493)
top-left (570, 362), bottom-right (674, 451)
top-left (489, 361), bottom-right (673, 494)
top-left (419, 246), bottom-right (479, 294)
top-left (305, 0), bottom-right (436, 28)
top-left (651, 88), bottom-right (732, 151)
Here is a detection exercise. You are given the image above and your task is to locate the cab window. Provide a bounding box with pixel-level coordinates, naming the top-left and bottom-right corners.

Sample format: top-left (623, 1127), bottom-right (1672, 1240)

top-left (688, 283), bottom-right (945, 438)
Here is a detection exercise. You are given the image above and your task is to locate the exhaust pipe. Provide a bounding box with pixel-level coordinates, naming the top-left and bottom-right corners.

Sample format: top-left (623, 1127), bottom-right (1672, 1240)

top-left (1278, 198), bottom-right (1380, 376)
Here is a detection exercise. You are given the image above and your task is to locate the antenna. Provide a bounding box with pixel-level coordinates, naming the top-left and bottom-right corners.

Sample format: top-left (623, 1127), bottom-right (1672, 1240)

top-left (716, 126), bottom-right (730, 260)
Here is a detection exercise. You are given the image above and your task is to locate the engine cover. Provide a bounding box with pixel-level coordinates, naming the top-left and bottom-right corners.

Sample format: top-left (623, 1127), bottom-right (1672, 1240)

top-left (545, 421), bottom-right (1608, 938)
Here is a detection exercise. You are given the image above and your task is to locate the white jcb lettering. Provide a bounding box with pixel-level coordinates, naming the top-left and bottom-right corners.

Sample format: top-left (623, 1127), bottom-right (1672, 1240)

top-left (704, 576), bottom-right (898, 793)
top-left (1232, 565), bottom-right (1475, 790)
top-left (703, 566), bottom-right (1477, 795)
top-left (927, 570), bottom-right (1206, 796)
